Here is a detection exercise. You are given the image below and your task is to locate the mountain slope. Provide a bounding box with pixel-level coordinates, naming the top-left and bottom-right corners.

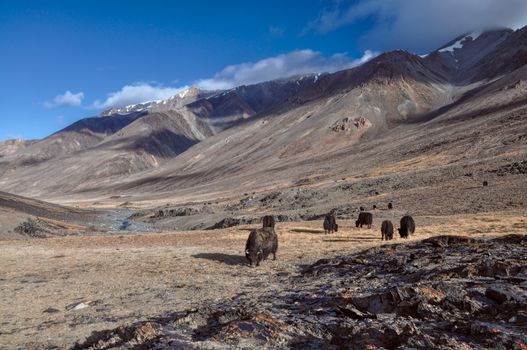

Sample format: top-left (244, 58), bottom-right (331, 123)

top-left (186, 75), bottom-right (320, 130)
top-left (0, 112), bottom-right (146, 171)
top-left (0, 139), bottom-right (37, 157)
top-left (0, 27), bottom-right (526, 206)
top-left (0, 190), bottom-right (94, 239)
top-left (99, 27), bottom-right (527, 207)
top-left (0, 76), bottom-right (320, 198)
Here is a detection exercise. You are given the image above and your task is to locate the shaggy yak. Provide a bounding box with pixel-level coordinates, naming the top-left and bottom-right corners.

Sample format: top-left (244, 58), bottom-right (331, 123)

top-left (356, 212), bottom-right (373, 229)
top-left (381, 220), bottom-right (394, 240)
top-left (398, 215), bottom-right (416, 238)
top-left (323, 213), bottom-right (338, 234)
top-left (262, 215), bottom-right (275, 229)
top-left (245, 228), bottom-right (278, 267)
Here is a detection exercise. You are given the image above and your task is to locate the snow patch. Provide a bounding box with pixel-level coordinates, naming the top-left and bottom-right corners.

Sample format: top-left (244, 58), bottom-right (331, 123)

top-left (438, 32), bottom-right (482, 53)
top-left (439, 39), bottom-right (464, 53)
top-left (178, 88), bottom-right (190, 98)
top-left (468, 31), bottom-right (482, 41)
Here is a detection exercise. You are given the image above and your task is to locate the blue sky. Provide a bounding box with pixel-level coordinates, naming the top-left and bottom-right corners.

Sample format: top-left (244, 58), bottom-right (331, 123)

top-left (1, 0), bottom-right (526, 140)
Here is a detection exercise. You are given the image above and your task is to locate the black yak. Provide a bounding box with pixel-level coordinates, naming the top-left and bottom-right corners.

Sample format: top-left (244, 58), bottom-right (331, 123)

top-left (262, 215), bottom-right (275, 229)
top-left (381, 220), bottom-right (394, 240)
top-left (245, 227), bottom-right (278, 267)
top-left (388, 202), bottom-right (393, 210)
top-left (323, 213), bottom-right (338, 234)
top-left (356, 212), bottom-right (373, 229)
top-left (398, 215), bottom-right (415, 238)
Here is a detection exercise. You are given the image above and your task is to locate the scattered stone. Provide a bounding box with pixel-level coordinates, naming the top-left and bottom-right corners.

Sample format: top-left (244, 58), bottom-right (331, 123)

top-left (73, 303), bottom-right (90, 311)
top-left (206, 217), bottom-right (255, 230)
top-left (14, 218), bottom-right (47, 238)
top-left (43, 307), bottom-right (60, 313)
top-left (485, 286), bottom-right (522, 304)
top-left (72, 234), bottom-right (527, 349)
top-left (119, 220), bottom-right (131, 230)
top-left (66, 300), bottom-right (99, 311)
top-left (150, 206), bottom-right (213, 219)
top-left (487, 161), bottom-right (527, 176)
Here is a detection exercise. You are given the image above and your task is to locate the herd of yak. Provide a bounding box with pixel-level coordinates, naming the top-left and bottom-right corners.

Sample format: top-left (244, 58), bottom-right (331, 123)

top-left (245, 205), bottom-right (415, 267)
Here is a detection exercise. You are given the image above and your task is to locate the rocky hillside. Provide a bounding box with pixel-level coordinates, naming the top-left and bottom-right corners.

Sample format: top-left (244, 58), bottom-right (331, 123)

top-left (0, 138), bottom-right (37, 157)
top-left (0, 27), bottom-right (526, 205)
top-left (0, 191), bottom-right (96, 240)
top-left (0, 75), bottom-right (320, 197)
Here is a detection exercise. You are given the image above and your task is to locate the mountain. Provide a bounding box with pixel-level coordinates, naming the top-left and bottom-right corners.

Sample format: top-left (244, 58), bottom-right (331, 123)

top-left (186, 74), bottom-right (321, 130)
top-left (425, 29), bottom-right (513, 81)
top-left (0, 76), bottom-right (319, 197)
top-left (0, 138), bottom-right (37, 158)
top-left (0, 27), bottom-right (526, 211)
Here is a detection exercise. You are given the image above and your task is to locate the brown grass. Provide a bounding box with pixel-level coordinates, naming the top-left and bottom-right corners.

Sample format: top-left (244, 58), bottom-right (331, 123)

top-left (0, 212), bottom-right (525, 348)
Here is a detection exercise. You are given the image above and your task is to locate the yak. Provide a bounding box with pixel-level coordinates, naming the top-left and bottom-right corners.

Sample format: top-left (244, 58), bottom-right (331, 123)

top-left (398, 215), bottom-right (415, 238)
top-left (323, 213), bottom-right (338, 234)
top-left (381, 220), bottom-right (394, 240)
top-left (356, 212), bottom-right (373, 229)
top-left (245, 227), bottom-right (278, 267)
top-left (262, 215), bottom-right (275, 229)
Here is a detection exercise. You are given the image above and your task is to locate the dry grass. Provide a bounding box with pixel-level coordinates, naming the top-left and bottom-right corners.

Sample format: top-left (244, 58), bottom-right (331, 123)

top-left (0, 212), bottom-right (525, 348)
top-left (37, 217), bottom-right (88, 231)
top-left (367, 153), bottom-right (453, 177)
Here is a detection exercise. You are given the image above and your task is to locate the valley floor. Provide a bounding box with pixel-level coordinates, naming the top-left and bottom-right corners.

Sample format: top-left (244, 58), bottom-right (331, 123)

top-left (0, 212), bottom-right (526, 348)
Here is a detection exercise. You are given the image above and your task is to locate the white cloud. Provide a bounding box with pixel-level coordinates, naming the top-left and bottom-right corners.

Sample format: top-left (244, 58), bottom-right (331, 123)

top-left (92, 83), bottom-right (189, 109)
top-left (90, 50), bottom-right (378, 109)
top-left (44, 91), bottom-right (84, 108)
top-left (306, 0), bottom-right (527, 52)
top-left (196, 49), bottom-right (377, 90)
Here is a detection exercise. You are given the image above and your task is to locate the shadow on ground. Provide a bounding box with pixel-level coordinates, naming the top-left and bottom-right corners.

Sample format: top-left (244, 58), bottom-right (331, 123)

top-left (192, 253), bottom-right (247, 266)
top-left (290, 228), bottom-right (325, 234)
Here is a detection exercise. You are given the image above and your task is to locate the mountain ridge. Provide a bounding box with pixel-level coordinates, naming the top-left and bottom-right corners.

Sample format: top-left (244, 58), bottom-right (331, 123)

top-left (1, 27), bottom-right (526, 206)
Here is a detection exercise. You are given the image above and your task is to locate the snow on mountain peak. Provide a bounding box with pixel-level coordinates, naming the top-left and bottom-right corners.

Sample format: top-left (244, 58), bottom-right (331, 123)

top-left (178, 88), bottom-right (190, 98)
top-left (438, 31), bottom-right (482, 53)
top-left (99, 87), bottom-right (208, 117)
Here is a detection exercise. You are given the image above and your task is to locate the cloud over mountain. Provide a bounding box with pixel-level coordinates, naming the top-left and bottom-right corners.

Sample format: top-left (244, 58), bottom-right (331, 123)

top-left (92, 83), bottom-right (189, 109)
top-left (44, 91), bottom-right (84, 108)
top-left (196, 49), bottom-right (377, 90)
top-left (90, 49), bottom-right (377, 108)
top-left (306, 0), bottom-right (527, 52)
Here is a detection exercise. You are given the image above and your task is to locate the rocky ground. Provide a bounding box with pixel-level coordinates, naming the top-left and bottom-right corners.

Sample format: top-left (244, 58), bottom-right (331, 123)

top-left (126, 167), bottom-right (527, 232)
top-left (75, 234), bottom-right (527, 350)
top-left (1, 213), bottom-right (525, 349)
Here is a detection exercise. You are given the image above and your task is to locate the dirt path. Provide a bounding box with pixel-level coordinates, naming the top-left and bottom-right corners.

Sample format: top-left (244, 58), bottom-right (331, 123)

top-left (1, 212), bottom-right (526, 348)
